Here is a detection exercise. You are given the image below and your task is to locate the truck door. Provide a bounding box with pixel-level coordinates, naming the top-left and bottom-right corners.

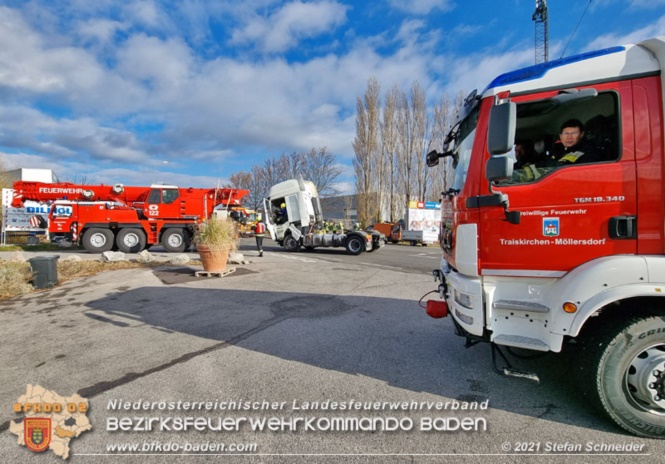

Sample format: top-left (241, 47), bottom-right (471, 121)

top-left (479, 85), bottom-right (637, 276)
top-left (145, 188), bottom-right (181, 219)
top-left (262, 198), bottom-right (277, 241)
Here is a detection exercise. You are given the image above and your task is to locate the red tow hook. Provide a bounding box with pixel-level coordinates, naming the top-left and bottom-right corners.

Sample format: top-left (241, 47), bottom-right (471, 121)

top-left (426, 300), bottom-right (449, 319)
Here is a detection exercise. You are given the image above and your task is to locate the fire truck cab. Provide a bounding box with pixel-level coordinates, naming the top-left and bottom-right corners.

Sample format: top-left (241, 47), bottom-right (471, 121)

top-left (426, 36), bottom-right (665, 437)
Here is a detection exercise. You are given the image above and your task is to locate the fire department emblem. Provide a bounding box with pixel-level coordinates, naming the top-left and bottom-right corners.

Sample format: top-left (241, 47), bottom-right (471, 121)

top-left (543, 217), bottom-right (559, 236)
top-left (11, 384), bottom-right (92, 459)
top-left (24, 418), bottom-right (51, 453)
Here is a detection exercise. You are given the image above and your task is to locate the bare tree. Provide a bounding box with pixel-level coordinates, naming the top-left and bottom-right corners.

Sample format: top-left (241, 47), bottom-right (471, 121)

top-left (352, 77), bottom-right (380, 227)
top-left (352, 75), bottom-right (471, 218)
top-left (301, 147), bottom-right (343, 197)
top-left (396, 87), bottom-right (416, 208)
top-left (406, 81), bottom-right (430, 203)
top-left (382, 85), bottom-right (400, 222)
top-left (224, 170), bottom-right (266, 210)
top-left (428, 94), bottom-right (452, 202)
top-left (243, 165), bottom-right (269, 210)
top-left (262, 156), bottom-right (283, 189)
top-left (226, 171), bottom-right (252, 190)
top-left (66, 174), bottom-right (90, 185)
top-left (0, 155), bottom-right (8, 207)
top-left (275, 152), bottom-right (305, 181)
top-left (225, 146), bottom-right (343, 210)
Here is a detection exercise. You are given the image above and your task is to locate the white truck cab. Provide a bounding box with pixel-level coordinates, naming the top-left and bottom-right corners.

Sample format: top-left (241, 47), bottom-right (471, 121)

top-left (264, 177), bottom-right (384, 255)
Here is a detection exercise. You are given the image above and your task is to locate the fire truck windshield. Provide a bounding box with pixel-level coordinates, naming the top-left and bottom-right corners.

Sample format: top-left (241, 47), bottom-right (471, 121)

top-left (447, 106), bottom-right (479, 193)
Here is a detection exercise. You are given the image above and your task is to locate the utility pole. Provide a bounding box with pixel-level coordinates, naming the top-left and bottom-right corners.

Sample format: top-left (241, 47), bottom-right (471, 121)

top-left (532, 0), bottom-right (549, 64)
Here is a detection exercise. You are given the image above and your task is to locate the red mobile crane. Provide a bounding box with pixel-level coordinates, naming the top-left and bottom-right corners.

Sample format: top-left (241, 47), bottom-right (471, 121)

top-left (11, 181), bottom-right (249, 253)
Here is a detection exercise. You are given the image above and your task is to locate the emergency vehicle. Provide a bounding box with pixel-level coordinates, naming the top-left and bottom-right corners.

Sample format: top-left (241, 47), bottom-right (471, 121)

top-left (11, 181), bottom-right (248, 253)
top-left (425, 36), bottom-right (665, 437)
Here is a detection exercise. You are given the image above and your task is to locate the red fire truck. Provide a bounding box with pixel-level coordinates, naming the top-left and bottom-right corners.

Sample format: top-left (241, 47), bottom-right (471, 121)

top-left (11, 181), bottom-right (248, 253)
top-left (424, 36), bottom-right (665, 437)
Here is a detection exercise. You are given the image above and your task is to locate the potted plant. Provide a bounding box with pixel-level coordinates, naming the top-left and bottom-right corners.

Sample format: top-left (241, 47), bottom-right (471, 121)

top-left (193, 217), bottom-right (239, 272)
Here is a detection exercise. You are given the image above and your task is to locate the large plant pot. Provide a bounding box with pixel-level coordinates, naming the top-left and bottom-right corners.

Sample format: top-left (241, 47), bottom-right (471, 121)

top-left (196, 244), bottom-right (230, 272)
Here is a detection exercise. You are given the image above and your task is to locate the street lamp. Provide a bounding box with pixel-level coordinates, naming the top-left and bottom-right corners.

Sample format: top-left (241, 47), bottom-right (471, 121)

top-left (152, 160), bottom-right (168, 184)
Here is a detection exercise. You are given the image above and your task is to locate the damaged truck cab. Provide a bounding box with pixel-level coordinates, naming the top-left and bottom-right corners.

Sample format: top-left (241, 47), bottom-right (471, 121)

top-left (264, 177), bottom-right (383, 255)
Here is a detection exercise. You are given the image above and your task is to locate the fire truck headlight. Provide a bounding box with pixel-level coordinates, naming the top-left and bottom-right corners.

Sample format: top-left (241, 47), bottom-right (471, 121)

top-left (454, 290), bottom-right (474, 309)
top-left (563, 302), bottom-right (578, 313)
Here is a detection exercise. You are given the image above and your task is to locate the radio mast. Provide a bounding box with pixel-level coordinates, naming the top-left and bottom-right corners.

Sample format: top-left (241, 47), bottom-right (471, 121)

top-left (532, 0), bottom-right (549, 64)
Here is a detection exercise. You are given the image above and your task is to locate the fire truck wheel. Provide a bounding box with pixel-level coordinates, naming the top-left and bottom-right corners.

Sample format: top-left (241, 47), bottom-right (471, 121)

top-left (345, 236), bottom-right (364, 255)
top-left (283, 234), bottom-right (300, 252)
top-left (162, 228), bottom-right (188, 253)
top-left (578, 315), bottom-right (665, 438)
top-left (116, 228), bottom-right (146, 253)
top-left (82, 228), bottom-right (114, 253)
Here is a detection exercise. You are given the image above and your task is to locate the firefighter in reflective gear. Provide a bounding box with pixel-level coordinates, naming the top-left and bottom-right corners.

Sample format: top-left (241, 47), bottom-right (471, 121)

top-left (254, 221), bottom-right (267, 257)
top-left (277, 203), bottom-right (288, 224)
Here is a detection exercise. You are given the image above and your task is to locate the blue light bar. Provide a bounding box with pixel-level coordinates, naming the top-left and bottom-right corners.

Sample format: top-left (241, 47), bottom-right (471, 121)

top-left (484, 46), bottom-right (625, 92)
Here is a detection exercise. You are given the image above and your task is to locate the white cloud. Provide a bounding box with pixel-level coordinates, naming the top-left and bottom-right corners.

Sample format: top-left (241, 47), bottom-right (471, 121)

top-left (0, 105), bottom-right (149, 165)
top-left (388, 0), bottom-right (454, 15)
top-left (629, 0), bottom-right (665, 6)
top-left (115, 34), bottom-right (194, 99)
top-left (442, 47), bottom-right (534, 96)
top-left (585, 14), bottom-right (665, 51)
top-left (0, 2), bottom-right (444, 189)
top-left (2, 152), bottom-right (67, 175)
top-left (0, 6), bottom-right (147, 113)
top-left (231, 1), bottom-right (348, 52)
top-left (124, 0), bottom-right (166, 29)
top-left (76, 18), bottom-right (126, 44)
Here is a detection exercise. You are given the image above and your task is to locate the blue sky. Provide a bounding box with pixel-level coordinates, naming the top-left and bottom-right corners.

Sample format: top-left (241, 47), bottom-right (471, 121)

top-left (1, 0), bottom-right (663, 194)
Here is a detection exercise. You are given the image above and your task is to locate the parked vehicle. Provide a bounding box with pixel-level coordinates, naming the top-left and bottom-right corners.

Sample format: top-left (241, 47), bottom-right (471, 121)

top-left (401, 229), bottom-right (437, 246)
top-left (424, 36), bottom-right (665, 438)
top-left (367, 222), bottom-right (402, 244)
top-left (11, 181), bottom-right (248, 253)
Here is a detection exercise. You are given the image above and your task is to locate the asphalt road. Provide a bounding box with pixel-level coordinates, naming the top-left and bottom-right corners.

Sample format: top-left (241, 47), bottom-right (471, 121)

top-left (0, 241), bottom-right (661, 463)
top-left (248, 238), bottom-right (442, 275)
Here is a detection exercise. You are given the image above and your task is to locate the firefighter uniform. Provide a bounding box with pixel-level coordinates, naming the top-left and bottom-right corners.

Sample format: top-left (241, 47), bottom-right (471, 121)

top-left (254, 221), bottom-right (266, 257)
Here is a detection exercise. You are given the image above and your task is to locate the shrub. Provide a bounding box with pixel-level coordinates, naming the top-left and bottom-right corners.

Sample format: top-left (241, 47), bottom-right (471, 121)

top-left (0, 260), bottom-right (33, 299)
top-left (193, 217), bottom-right (239, 251)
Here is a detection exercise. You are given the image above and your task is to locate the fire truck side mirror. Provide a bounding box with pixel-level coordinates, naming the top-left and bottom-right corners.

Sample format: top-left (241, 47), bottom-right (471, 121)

top-left (426, 149), bottom-right (455, 168)
top-left (487, 101), bottom-right (516, 155)
top-left (426, 150), bottom-right (440, 167)
top-left (486, 156), bottom-right (513, 182)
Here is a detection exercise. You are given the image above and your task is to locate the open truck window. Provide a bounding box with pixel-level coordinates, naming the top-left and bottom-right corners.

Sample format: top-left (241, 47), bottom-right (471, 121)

top-left (497, 91), bottom-right (619, 185)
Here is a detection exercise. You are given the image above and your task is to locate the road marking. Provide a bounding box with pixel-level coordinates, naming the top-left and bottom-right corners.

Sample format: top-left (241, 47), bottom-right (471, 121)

top-left (360, 262), bottom-right (403, 270)
top-left (411, 253), bottom-right (440, 259)
top-left (274, 254), bottom-right (318, 263)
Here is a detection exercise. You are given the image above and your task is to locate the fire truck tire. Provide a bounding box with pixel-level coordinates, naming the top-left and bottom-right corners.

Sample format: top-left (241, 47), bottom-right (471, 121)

top-left (577, 315), bottom-right (665, 438)
top-left (82, 228), bottom-right (114, 253)
top-left (283, 234), bottom-right (300, 252)
top-left (345, 236), bottom-right (364, 255)
top-left (162, 228), bottom-right (189, 253)
top-left (116, 228), bottom-right (146, 253)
